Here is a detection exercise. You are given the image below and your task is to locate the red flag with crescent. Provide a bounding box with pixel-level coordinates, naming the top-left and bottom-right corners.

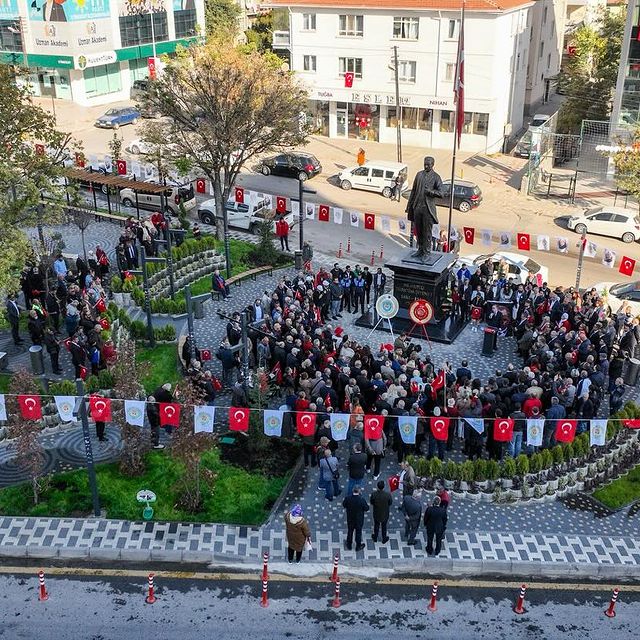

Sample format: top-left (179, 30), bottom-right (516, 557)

top-left (619, 256), bottom-right (636, 277)
top-left (463, 227), bottom-right (475, 245)
top-left (364, 213), bottom-right (375, 230)
top-left (116, 159), bottom-right (127, 176)
top-left (90, 395), bottom-right (112, 422)
top-left (159, 402), bottom-right (181, 427)
top-left (318, 204), bottom-right (330, 222)
top-left (18, 395), bottom-right (42, 420)
top-left (296, 411), bottom-right (316, 436)
top-left (388, 474), bottom-right (400, 492)
top-left (623, 419), bottom-right (640, 429)
top-left (276, 196), bottom-right (287, 214)
top-left (430, 416), bottom-right (450, 441)
top-left (344, 72), bottom-right (354, 88)
top-left (229, 407), bottom-right (250, 432)
top-left (493, 418), bottom-right (514, 442)
top-left (235, 187), bottom-right (244, 203)
top-left (555, 419), bottom-right (577, 443)
top-left (196, 178), bottom-right (206, 194)
top-left (431, 369), bottom-right (445, 399)
top-left (364, 414), bottom-right (383, 439)
top-left (517, 233), bottom-right (530, 251)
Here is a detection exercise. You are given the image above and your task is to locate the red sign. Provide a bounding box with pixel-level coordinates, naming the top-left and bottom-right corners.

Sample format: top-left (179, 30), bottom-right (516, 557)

top-left (229, 407), bottom-right (250, 432)
top-left (35, 144), bottom-right (45, 156)
top-left (344, 72), bottom-right (354, 88)
top-left (494, 418), bottom-right (514, 442)
top-left (364, 213), bottom-right (375, 230)
top-left (159, 402), bottom-right (181, 427)
top-left (196, 178), bottom-right (206, 194)
top-left (296, 411), bottom-right (316, 436)
top-left (200, 348), bottom-right (212, 361)
top-left (18, 395), bottom-right (42, 421)
top-left (90, 396), bottom-right (112, 422)
top-left (148, 57), bottom-right (157, 80)
top-left (116, 159), bottom-right (127, 176)
top-left (463, 227), bottom-right (475, 245)
top-left (318, 204), bottom-right (330, 222)
top-left (364, 414), bottom-right (384, 440)
top-left (235, 187), bottom-right (244, 204)
top-left (517, 233), bottom-right (530, 251)
top-left (276, 196), bottom-right (287, 214)
top-left (430, 417), bottom-right (450, 441)
top-left (619, 256), bottom-right (636, 277)
top-left (555, 419), bottom-right (577, 443)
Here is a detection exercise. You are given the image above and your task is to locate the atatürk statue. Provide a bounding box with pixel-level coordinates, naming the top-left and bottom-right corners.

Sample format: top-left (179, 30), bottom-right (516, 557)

top-left (405, 156), bottom-right (444, 261)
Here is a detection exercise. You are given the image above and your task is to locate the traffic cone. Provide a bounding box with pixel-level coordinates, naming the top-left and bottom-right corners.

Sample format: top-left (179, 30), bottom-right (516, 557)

top-left (260, 579), bottom-right (269, 608)
top-left (330, 552), bottom-right (339, 582)
top-left (37, 570), bottom-right (48, 602)
top-left (427, 581), bottom-right (438, 612)
top-left (370, 250), bottom-right (375, 266)
top-left (379, 244), bottom-right (384, 260)
top-left (332, 578), bottom-right (341, 608)
top-left (262, 551), bottom-right (269, 581)
top-left (347, 236), bottom-right (351, 253)
top-left (604, 588), bottom-right (620, 618)
top-left (145, 573), bottom-right (156, 604)
top-left (337, 242), bottom-right (343, 258)
top-left (513, 584), bottom-right (527, 614)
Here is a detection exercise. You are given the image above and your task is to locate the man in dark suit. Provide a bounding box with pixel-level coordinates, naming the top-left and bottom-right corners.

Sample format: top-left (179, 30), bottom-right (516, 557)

top-left (455, 360), bottom-right (472, 384)
top-left (5, 293), bottom-right (23, 345)
top-left (423, 495), bottom-right (448, 556)
top-left (402, 489), bottom-right (422, 545)
top-left (372, 268), bottom-right (386, 299)
top-left (342, 486), bottom-right (369, 551)
top-left (370, 480), bottom-right (392, 543)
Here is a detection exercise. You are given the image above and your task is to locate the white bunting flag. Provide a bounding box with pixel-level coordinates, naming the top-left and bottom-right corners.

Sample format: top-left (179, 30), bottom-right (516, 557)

top-left (398, 219), bottom-right (407, 234)
top-left (290, 200), bottom-right (300, 218)
top-left (349, 211), bottom-right (359, 227)
top-left (499, 231), bottom-right (512, 248)
top-left (333, 207), bottom-right (343, 225)
top-left (398, 415), bottom-right (418, 444)
top-left (602, 248), bottom-right (616, 268)
top-left (584, 241), bottom-right (597, 258)
top-left (130, 161), bottom-right (141, 178)
top-left (0, 394), bottom-right (6, 422)
top-left (481, 229), bottom-right (492, 246)
top-left (464, 417), bottom-right (484, 435)
top-left (124, 399), bottom-right (146, 427)
top-left (102, 155), bottom-right (113, 173)
top-left (194, 405), bottom-right (215, 433)
top-left (537, 235), bottom-right (549, 251)
top-left (526, 418), bottom-right (545, 448)
top-left (330, 413), bottom-right (350, 441)
top-left (590, 419), bottom-right (607, 447)
top-left (54, 396), bottom-right (76, 423)
top-left (556, 236), bottom-right (569, 253)
top-left (305, 202), bottom-right (315, 220)
top-left (263, 409), bottom-right (284, 437)
top-left (263, 194), bottom-right (273, 210)
top-left (381, 216), bottom-right (391, 232)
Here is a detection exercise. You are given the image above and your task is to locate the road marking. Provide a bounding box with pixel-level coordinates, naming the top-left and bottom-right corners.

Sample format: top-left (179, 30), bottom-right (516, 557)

top-left (0, 565), bottom-right (635, 592)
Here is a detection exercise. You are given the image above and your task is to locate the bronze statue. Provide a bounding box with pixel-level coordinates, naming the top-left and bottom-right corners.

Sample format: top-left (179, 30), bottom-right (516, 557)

top-left (405, 156), bottom-right (443, 261)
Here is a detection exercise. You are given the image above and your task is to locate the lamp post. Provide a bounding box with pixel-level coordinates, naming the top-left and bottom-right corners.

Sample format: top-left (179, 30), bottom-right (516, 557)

top-left (75, 379), bottom-right (101, 518)
top-left (296, 180), bottom-right (316, 251)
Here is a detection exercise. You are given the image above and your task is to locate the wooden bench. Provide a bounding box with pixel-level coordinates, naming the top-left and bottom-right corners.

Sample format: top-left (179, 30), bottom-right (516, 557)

top-left (211, 265), bottom-right (273, 300)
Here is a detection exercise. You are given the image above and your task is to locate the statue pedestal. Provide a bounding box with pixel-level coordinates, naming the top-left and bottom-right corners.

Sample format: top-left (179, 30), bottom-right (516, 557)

top-left (384, 250), bottom-right (466, 343)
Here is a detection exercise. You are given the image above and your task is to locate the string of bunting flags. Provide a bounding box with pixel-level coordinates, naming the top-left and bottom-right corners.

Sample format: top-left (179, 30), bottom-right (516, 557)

top-left (0, 393), bottom-right (638, 448)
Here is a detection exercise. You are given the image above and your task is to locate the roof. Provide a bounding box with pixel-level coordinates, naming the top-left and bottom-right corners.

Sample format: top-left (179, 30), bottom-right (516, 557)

top-left (263, 0), bottom-right (531, 11)
top-left (63, 168), bottom-right (169, 194)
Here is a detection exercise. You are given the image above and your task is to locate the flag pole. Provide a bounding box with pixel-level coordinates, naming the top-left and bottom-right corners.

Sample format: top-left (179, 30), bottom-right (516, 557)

top-left (447, 1), bottom-right (465, 252)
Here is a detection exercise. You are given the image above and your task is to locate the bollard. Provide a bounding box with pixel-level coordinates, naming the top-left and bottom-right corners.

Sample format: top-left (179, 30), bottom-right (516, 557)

top-left (38, 570), bottom-right (48, 602)
top-left (427, 581), bottom-right (438, 612)
top-left (262, 551), bottom-right (269, 582)
top-left (337, 242), bottom-right (343, 258)
top-left (332, 578), bottom-right (341, 608)
top-left (330, 552), bottom-right (340, 582)
top-left (370, 250), bottom-right (375, 266)
top-left (260, 579), bottom-right (269, 608)
top-left (513, 583), bottom-right (527, 614)
top-left (379, 244), bottom-right (384, 260)
top-left (145, 572), bottom-right (156, 604)
top-left (604, 588), bottom-right (619, 618)
top-left (347, 236), bottom-right (351, 253)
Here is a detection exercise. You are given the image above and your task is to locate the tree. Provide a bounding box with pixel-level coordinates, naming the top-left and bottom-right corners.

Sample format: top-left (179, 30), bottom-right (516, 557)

top-left (555, 9), bottom-right (625, 133)
top-left (0, 67), bottom-right (78, 293)
top-left (205, 0), bottom-right (241, 36)
top-left (71, 209), bottom-right (92, 263)
top-left (141, 39), bottom-right (309, 275)
top-left (612, 124), bottom-right (640, 209)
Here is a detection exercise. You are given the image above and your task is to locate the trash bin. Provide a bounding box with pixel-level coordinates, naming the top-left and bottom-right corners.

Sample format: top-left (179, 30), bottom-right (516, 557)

top-left (294, 250), bottom-right (303, 270)
top-left (482, 328), bottom-right (496, 357)
top-left (29, 345), bottom-right (44, 375)
top-left (193, 298), bottom-right (205, 320)
top-left (623, 358), bottom-right (640, 386)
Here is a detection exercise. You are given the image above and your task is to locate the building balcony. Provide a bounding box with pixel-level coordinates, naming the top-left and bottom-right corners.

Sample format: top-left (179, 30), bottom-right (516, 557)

top-left (272, 30), bottom-right (290, 49)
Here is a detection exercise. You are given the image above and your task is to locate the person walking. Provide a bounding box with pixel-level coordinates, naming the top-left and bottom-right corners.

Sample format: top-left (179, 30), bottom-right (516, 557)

top-left (347, 443), bottom-right (368, 495)
top-left (399, 460), bottom-right (416, 497)
top-left (146, 395), bottom-right (164, 450)
top-left (423, 495), bottom-right (448, 557)
top-left (365, 427), bottom-right (386, 480)
top-left (342, 486), bottom-right (369, 551)
top-left (370, 480), bottom-right (392, 543)
top-left (5, 293), bottom-right (23, 345)
top-left (284, 504), bottom-right (312, 564)
top-left (402, 489), bottom-right (423, 546)
top-left (392, 174), bottom-right (403, 201)
top-left (43, 327), bottom-right (62, 375)
top-left (357, 148), bottom-right (366, 166)
top-left (319, 448), bottom-right (341, 501)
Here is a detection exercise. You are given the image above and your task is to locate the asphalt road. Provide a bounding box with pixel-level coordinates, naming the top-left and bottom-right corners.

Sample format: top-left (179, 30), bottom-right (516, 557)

top-left (0, 567), bottom-right (636, 640)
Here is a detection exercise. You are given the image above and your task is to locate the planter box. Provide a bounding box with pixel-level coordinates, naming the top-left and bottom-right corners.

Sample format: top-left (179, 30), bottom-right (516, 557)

top-left (556, 487), bottom-right (568, 499)
top-left (476, 480), bottom-right (489, 490)
top-left (547, 478), bottom-right (559, 491)
top-left (480, 490), bottom-right (493, 502)
top-left (466, 492), bottom-right (481, 502)
top-left (112, 292), bottom-right (124, 305)
top-left (443, 479), bottom-right (454, 490)
top-left (122, 293), bottom-right (132, 306)
top-left (501, 478), bottom-right (513, 489)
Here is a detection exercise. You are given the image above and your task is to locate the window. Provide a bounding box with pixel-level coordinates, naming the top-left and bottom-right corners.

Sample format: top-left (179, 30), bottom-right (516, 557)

top-left (473, 113), bottom-right (489, 135)
top-left (418, 108), bottom-right (433, 130)
top-left (353, 167), bottom-right (369, 176)
top-left (539, 41), bottom-right (544, 59)
top-left (0, 20), bottom-right (23, 53)
top-left (393, 16), bottom-right (419, 40)
top-left (84, 63), bottom-right (122, 98)
top-left (371, 168), bottom-right (385, 178)
top-left (338, 14), bottom-right (363, 37)
top-left (119, 12), bottom-right (169, 48)
top-left (174, 9), bottom-right (197, 38)
top-left (462, 112), bottom-right (473, 134)
top-left (397, 60), bottom-right (416, 83)
top-left (440, 110), bottom-right (455, 132)
top-left (445, 63), bottom-right (455, 82)
top-left (129, 58), bottom-right (150, 83)
top-left (547, 53), bottom-right (551, 70)
top-left (339, 57), bottom-right (363, 78)
top-left (302, 13), bottom-right (316, 30)
top-left (447, 19), bottom-right (458, 39)
top-left (303, 55), bottom-right (316, 72)
top-left (542, 6), bottom-right (548, 24)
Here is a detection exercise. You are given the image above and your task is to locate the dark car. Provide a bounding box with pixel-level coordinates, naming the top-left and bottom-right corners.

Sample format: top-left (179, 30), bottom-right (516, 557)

top-left (257, 152), bottom-right (322, 181)
top-left (436, 180), bottom-right (482, 212)
top-left (94, 106), bottom-right (141, 129)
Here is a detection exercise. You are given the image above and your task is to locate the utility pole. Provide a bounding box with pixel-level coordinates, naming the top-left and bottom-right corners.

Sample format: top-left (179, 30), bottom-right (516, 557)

top-left (575, 232), bottom-right (587, 291)
top-left (392, 46), bottom-right (403, 163)
top-left (75, 379), bottom-right (101, 518)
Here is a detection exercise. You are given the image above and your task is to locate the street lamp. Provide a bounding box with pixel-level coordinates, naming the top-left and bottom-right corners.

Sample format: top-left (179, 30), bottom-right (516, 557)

top-left (297, 179), bottom-right (316, 251)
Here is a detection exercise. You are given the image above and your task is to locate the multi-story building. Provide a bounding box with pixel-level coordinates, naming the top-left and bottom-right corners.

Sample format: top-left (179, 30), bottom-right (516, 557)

top-left (0, 0), bottom-right (204, 106)
top-left (524, 0), bottom-right (566, 113)
top-left (610, 0), bottom-right (640, 134)
top-left (268, 0), bottom-right (533, 153)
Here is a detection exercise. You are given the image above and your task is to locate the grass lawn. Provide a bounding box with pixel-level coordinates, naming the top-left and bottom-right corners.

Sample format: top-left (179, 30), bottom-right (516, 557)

top-left (593, 465), bottom-right (640, 510)
top-left (0, 448), bottom-right (288, 525)
top-left (135, 343), bottom-right (181, 396)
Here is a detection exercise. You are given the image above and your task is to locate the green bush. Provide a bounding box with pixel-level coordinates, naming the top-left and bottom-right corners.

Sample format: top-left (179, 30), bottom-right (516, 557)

top-left (575, 433), bottom-right (590, 457)
top-left (460, 460), bottom-right (475, 482)
top-left (110, 278), bottom-right (122, 293)
top-left (563, 442), bottom-right (575, 461)
top-left (130, 320), bottom-right (147, 340)
top-left (49, 379), bottom-right (77, 396)
top-left (552, 445), bottom-right (564, 465)
top-left (473, 459), bottom-right (487, 482)
top-left (443, 460), bottom-right (459, 481)
top-left (529, 452), bottom-right (542, 473)
top-left (413, 456), bottom-right (429, 478)
top-left (501, 458), bottom-right (516, 479)
top-left (154, 324), bottom-right (176, 342)
top-left (485, 459), bottom-right (500, 481)
top-left (430, 457), bottom-right (443, 480)
top-left (515, 454), bottom-right (529, 477)
top-left (540, 449), bottom-right (553, 470)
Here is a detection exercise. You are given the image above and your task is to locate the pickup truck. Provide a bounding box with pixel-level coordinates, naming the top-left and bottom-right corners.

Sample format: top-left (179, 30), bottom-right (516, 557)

top-left (197, 195), bottom-right (296, 234)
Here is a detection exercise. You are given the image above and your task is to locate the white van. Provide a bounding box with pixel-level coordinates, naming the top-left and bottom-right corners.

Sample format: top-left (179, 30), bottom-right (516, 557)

top-left (119, 182), bottom-right (197, 215)
top-left (338, 161), bottom-right (408, 198)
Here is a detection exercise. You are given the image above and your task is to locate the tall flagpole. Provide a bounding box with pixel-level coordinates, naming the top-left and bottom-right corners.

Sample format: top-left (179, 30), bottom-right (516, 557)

top-left (447, 1), bottom-right (465, 252)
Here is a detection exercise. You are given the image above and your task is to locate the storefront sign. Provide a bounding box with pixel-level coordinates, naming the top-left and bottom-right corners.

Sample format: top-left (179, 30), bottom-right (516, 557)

top-left (28, 0), bottom-right (111, 22)
top-left (75, 50), bottom-right (117, 70)
top-left (311, 87), bottom-right (454, 110)
top-left (30, 19), bottom-right (113, 56)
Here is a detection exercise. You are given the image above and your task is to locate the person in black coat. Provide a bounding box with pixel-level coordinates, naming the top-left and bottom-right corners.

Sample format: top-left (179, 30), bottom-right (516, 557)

top-left (370, 480), bottom-right (392, 543)
top-left (402, 489), bottom-right (423, 545)
top-left (5, 293), bottom-right (23, 345)
top-left (342, 486), bottom-right (369, 551)
top-left (423, 495), bottom-right (448, 556)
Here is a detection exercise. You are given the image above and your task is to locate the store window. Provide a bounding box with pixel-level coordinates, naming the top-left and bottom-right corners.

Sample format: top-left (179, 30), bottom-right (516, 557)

top-left (174, 9), bottom-right (197, 38)
top-left (473, 113), bottom-right (489, 135)
top-left (440, 110), bottom-right (455, 132)
top-left (393, 16), bottom-right (419, 40)
top-left (339, 57), bottom-right (363, 78)
top-left (84, 63), bottom-right (122, 98)
top-left (306, 100), bottom-right (329, 136)
top-left (387, 107), bottom-right (433, 131)
top-left (418, 108), bottom-right (433, 130)
top-left (119, 12), bottom-right (169, 48)
top-left (350, 103), bottom-right (379, 141)
top-left (129, 58), bottom-right (149, 83)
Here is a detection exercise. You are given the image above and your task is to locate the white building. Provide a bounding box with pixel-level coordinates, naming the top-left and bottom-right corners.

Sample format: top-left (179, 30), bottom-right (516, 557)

top-left (524, 0), bottom-right (566, 113)
top-left (0, 0), bottom-right (204, 107)
top-left (268, 0), bottom-right (533, 153)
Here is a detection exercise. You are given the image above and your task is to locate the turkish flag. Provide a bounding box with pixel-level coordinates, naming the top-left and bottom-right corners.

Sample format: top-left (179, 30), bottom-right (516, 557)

top-left (18, 395), bottom-right (42, 420)
top-left (79, 366), bottom-right (88, 380)
top-left (493, 418), bottom-right (514, 442)
top-left (463, 227), bottom-right (475, 245)
top-left (623, 419), bottom-right (640, 429)
top-left (619, 256), bottom-right (636, 277)
top-left (318, 204), bottom-right (330, 222)
top-left (35, 144), bottom-right (45, 156)
top-left (430, 416), bottom-right (450, 441)
top-left (555, 419), bottom-right (577, 443)
top-left (235, 186), bottom-right (244, 204)
top-left (159, 402), bottom-right (181, 427)
top-left (75, 152), bottom-right (85, 168)
top-left (229, 407), bottom-right (250, 432)
top-left (90, 395), bottom-right (112, 422)
top-left (517, 233), bottom-right (530, 251)
top-left (199, 348), bottom-right (212, 361)
top-left (95, 298), bottom-right (107, 313)
top-left (388, 474), bottom-right (400, 492)
top-left (296, 411), bottom-right (316, 436)
top-left (116, 160), bottom-right (127, 176)
top-left (364, 414), bottom-right (384, 439)
top-left (99, 318), bottom-right (110, 330)
top-left (276, 196), bottom-right (287, 214)
top-left (344, 72), bottom-right (354, 88)
top-left (430, 369), bottom-right (445, 399)
top-left (196, 178), bottom-right (206, 194)
top-left (364, 213), bottom-right (375, 230)
top-left (148, 56), bottom-right (157, 80)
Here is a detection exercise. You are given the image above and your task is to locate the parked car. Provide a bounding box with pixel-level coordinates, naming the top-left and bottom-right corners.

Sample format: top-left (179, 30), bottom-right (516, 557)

top-left (587, 281), bottom-right (640, 318)
top-left (567, 206), bottom-right (640, 243)
top-left (125, 139), bottom-right (152, 155)
top-left (94, 106), bottom-right (141, 129)
top-left (530, 113), bottom-right (550, 128)
top-left (257, 152), bottom-right (321, 181)
top-left (457, 251), bottom-right (549, 285)
top-left (119, 182), bottom-right (196, 215)
top-left (437, 180), bottom-right (482, 212)
top-left (197, 195), bottom-right (295, 233)
top-left (339, 161), bottom-right (408, 197)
